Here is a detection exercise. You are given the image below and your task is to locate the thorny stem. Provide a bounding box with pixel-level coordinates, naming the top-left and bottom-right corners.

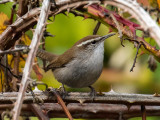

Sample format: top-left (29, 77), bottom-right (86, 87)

top-left (1, 92), bottom-right (160, 118)
top-left (1, 103), bottom-right (160, 119)
top-left (110, 13), bottom-right (124, 47)
top-left (130, 43), bottom-right (141, 72)
top-left (12, 0), bottom-right (51, 119)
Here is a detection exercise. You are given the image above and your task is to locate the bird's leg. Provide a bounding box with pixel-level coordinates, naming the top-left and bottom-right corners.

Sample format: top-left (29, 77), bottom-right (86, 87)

top-left (58, 84), bottom-right (68, 98)
top-left (88, 86), bottom-right (97, 101)
top-left (61, 84), bottom-right (66, 93)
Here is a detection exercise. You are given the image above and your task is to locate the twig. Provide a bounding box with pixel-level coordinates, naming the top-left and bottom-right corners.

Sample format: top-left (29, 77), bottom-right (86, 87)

top-left (141, 105), bottom-right (146, 120)
top-left (12, 0), bottom-right (51, 119)
top-left (0, 47), bottom-right (29, 55)
top-left (17, 0), bottom-right (28, 16)
top-left (42, 34), bottom-right (46, 70)
top-left (12, 40), bottom-right (21, 91)
top-left (130, 43), bottom-right (141, 72)
top-left (12, 54), bottom-right (19, 91)
top-left (4, 54), bottom-right (9, 91)
top-left (93, 21), bottom-right (101, 35)
top-left (30, 104), bottom-right (49, 120)
top-left (110, 13), bottom-right (124, 47)
top-left (49, 89), bottom-right (73, 120)
top-left (0, 0), bottom-right (12, 4)
top-left (8, 3), bottom-right (16, 25)
top-left (70, 10), bottom-right (85, 17)
top-left (31, 81), bottom-right (48, 90)
top-left (0, 62), bottom-right (21, 79)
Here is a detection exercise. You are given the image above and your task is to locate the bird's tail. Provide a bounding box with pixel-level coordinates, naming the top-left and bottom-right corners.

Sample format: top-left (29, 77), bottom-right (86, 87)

top-left (15, 44), bottom-right (57, 62)
top-left (36, 48), bottom-right (57, 62)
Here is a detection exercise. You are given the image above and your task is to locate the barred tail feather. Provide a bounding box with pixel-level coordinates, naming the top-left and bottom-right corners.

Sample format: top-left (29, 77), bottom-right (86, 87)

top-left (36, 49), bottom-right (57, 62)
top-left (15, 44), bottom-right (57, 62)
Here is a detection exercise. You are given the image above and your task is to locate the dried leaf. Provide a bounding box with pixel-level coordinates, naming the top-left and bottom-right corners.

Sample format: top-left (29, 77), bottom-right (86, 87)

top-left (148, 55), bottom-right (157, 72)
top-left (33, 64), bottom-right (43, 80)
top-left (0, 12), bottom-right (9, 34)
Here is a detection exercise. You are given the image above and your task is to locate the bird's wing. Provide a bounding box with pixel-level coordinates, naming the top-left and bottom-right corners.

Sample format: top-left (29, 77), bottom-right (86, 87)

top-left (46, 48), bottom-right (75, 71)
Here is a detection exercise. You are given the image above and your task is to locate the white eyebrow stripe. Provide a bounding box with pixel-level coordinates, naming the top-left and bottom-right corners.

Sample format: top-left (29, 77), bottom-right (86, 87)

top-left (77, 37), bottom-right (101, 47)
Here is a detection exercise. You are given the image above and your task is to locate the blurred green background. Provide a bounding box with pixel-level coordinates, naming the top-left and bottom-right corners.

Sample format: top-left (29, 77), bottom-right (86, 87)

top-left (1, 2), bottom-right (160, 120)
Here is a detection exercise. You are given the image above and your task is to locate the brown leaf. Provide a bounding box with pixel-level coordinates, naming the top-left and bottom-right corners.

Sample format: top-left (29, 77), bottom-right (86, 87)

top-left (33, 64), bottom-right (43, 80)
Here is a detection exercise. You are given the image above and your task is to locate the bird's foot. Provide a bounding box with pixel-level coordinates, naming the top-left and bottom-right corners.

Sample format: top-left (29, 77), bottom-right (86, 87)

top-left (58, 84), bottom-right (68, 98)
top-left (89, 86), bottom-right (97, 101)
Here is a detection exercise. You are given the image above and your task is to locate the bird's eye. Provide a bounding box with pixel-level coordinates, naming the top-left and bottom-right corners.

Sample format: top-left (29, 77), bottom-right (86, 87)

top-left (91, 41), bottom-right (96, 44)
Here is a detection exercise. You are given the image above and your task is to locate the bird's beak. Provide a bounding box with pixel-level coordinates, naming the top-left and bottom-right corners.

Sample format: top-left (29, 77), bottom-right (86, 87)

top-left (101, 33), bottom-right (116, 41)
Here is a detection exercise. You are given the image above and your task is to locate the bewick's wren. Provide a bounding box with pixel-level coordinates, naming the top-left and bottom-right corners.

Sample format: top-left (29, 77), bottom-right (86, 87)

top-left (36, 33), bottom-right (115, 89)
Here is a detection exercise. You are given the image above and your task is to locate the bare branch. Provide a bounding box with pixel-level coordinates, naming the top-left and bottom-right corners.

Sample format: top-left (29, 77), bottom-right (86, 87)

top-left (18, 0), bottom-right (29, 16)
top-left (0, 0), bottom-right (13, 4)
top-left (1, 103), bottom-right (160, 119)
top-left (130, 43), bottom-right (141, 72)
top-left (141, 105), bottom-right (146, 120)
top-left (93, 21), bottom-right (101, 35)
top-left (0, 47), bottom-right (29, 55)
top-left (30, 104), bottom-right (49, 120)
top-left (0, 92), bottom-right (160, 106)
top-left (12, 0), bottom-right (51, 119)
top-left (1, 92), bottom-right (160, 119)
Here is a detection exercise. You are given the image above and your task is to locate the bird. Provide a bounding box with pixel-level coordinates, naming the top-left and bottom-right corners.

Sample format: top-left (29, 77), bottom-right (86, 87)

top-left (36, 33), bottom-right (115, 94)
